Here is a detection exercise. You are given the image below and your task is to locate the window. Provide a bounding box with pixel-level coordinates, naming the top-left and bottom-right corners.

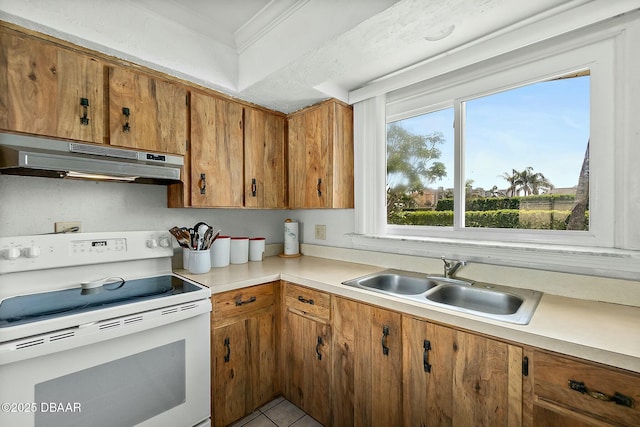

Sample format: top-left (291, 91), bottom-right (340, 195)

top-left (351, 14), bottom-right (640, 280)
top-left (387, 73), bottom-right (590, 232)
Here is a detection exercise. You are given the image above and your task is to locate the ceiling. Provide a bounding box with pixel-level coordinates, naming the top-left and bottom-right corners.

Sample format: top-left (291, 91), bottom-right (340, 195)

top-left (0, 0), bottom-right (628, 113)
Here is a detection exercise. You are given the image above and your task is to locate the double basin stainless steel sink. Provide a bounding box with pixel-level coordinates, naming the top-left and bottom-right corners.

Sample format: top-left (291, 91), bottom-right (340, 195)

top-left (342, 269), bottom-right (542, 325)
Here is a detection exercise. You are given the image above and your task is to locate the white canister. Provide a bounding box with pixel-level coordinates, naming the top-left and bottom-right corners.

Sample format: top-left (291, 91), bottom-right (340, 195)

top-left (249, 237), bottom-right (266, 261)
top-left (188, 249), bottom-right (211, 274)
top-left (284, 219), bottom-right (299, 255)
top-left (211, 235), bottom-right (231, 268)
top-left (230, 237), bottom-right (249, 264)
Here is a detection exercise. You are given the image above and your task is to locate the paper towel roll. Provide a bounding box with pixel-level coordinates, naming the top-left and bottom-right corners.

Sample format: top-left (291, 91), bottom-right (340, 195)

top-left (284, 219), bottom-right (299, 255)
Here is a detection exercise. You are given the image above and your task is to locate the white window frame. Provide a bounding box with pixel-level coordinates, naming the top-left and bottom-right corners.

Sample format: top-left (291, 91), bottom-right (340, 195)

top-left (352, 13), bottom-right (640, 280)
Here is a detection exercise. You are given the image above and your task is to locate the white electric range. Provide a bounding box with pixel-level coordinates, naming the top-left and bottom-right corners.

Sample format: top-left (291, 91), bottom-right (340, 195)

top-left (0, 231), bottom-right (211, 427)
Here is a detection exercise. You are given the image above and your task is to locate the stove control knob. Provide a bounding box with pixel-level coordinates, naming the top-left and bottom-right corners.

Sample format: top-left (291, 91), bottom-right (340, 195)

top-left (146, 239), bottom-right (158, 248)
top-left (4, 247), bottom-right (21, 260)
top-left (24, 245), bottom-right (41, 258)
top-left (159, 237), bottom-right (171, 248)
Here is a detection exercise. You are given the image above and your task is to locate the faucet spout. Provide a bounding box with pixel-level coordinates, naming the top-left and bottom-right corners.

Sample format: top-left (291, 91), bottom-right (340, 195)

top-left (441, 256), bottom-right (467, 278)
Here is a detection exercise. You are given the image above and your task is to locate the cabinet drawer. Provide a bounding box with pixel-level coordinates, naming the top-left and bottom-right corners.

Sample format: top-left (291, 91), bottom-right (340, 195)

top-left (534, 350), bottom-right (640, 427)
top-left (284, 283), bottom-right (330, 322)
top-left (213, 283), bottom-right (275, 323)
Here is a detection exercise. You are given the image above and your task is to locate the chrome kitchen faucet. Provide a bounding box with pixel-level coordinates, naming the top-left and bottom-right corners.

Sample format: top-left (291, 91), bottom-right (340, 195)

top-left (441, 256), bottom-right (467, 278)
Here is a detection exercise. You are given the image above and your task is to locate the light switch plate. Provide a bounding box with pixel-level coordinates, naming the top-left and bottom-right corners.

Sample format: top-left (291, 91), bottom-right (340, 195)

top-left (315, 224), bottom-right (326, 240)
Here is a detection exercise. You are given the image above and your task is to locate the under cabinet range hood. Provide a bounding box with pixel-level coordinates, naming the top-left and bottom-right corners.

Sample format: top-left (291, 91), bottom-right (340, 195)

top-left (0, 134), bottom-right (183, 184)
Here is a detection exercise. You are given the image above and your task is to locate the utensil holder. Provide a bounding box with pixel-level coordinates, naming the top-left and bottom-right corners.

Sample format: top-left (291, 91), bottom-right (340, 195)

top-left (188, 249), bottom-right (211, 274)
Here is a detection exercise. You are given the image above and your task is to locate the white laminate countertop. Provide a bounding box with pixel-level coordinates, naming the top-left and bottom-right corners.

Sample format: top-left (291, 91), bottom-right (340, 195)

top-left (176, 255), bottom-right (640, 373)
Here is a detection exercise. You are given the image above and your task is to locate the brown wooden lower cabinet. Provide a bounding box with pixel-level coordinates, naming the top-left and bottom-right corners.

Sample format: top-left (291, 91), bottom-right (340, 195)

top-left (332, 297), bottom-right (403, 427)
top-left (281, 282), bottom-right (332, 426)
top-left (211, 282), bottom-right (278, 427)
top-left (531, 350), bottom-right (640, 427)
top-left (209, 280), bottom-right (638, 427)
top-left (403, 315), bottom-right (523, 427)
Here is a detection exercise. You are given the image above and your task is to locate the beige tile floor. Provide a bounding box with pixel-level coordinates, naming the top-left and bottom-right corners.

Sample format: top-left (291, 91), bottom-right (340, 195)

top-left (229, 396), bottom-right (323, 427)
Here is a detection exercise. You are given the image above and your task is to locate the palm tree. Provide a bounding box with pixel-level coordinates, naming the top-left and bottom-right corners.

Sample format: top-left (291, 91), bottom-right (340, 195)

top-left (499, 169), bottom-right (519, 197)
top-left (517, 167), bottom-right (553, 195)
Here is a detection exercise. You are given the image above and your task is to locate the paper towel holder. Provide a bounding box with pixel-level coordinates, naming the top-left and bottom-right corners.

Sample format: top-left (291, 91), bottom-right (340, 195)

top-left (280, 218), bottom-right (302, 258)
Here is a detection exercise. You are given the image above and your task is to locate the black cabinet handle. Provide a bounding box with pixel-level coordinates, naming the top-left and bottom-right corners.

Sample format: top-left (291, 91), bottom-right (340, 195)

top-left (381, 326), bottom-right (390, 356)
top-left (316, 336), bottom-right (323, 360)
top-left (298, 296), bottom-right (314, 305)
top-left (235, 296), bottom-right (256, 306)
top-left (80, 98), bottom-right (90, 125)
top-left (251, 178), bottom-right (257, 197)
top-left (199, 173), bottom-right (206, 195)
top-left (122, 107), bottom-right (130, 133)
top-left (423, 339), bottom-right (432, 372)
top-left (317, 178), bottom-right (322, 197)
top-left (223, 337), bottom-right (231, 363)
top-left (569, 380), bottom-right (634, 408)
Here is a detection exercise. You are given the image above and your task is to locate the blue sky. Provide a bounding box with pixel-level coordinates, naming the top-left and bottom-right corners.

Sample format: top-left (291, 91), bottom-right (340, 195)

top-left (390, 76), bottom-right (590, 191)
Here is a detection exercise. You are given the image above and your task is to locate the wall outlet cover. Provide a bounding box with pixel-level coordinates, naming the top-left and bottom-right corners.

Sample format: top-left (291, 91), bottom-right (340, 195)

top-left (54, 221), bottom-right (82, 233)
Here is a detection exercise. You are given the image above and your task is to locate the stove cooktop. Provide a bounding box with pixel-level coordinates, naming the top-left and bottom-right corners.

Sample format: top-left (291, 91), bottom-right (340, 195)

top-left (0, 275), bottom-right (201, 328)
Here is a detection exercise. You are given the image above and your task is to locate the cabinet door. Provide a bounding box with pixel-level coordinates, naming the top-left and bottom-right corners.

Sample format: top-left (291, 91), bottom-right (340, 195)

top-left (212, 320), bottom-right (250, 427)
top-left (244, 107), bottom-right (287, 208)
top-left (211, 284), bottom-right (277, 426)
top-left (0, 29), bottom-right (104, 143)
top-left (282, 310), bottom-right (331, 426)
top-left (288, 103), bottom-right (331, 208)
top-left (332, 297), bottom-right (402, 427)
top-left (190, 92), bottom-right (244, 207)
top-left (402, 315), bottom-right (522, 427)
top-left (452, 330), bottom-right (522, 427)
top-left (402, 316), bottom-right (455, 426)
top-left (108, 66), bottom-right (187, 154)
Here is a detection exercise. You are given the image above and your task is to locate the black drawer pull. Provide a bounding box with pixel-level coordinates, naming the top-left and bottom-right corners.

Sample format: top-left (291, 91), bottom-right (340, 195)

top-left (223, 337), bottom-right (231, 363)
top-left (297, 296), bottom-right (314, 305)
top-left (199, 173), bottom-right (206, 195)
top-left (381, 326), bottom-right (390, 356)
top-left (235, 296), bottom-right (256, 306)
top-left (316, 336), bottom-right (323, 360)
top-left (80, 97), bottom-right (90, 125)
top-left (568, 380), bottom-right (634, 408)
top-left (423, 339), bottom-right (432, 373)
top-left (122, 107), bottom-right (131, 133)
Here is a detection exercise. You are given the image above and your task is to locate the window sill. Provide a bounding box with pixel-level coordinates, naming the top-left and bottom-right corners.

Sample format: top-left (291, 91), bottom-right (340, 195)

top-left (349, 233), bottom-right (640, 281)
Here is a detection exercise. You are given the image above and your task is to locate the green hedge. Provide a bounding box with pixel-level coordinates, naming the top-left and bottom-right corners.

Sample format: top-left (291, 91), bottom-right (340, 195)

top-left (435, 194), bottom-right (577, 212)
top-left (389, 209), bottom-right (588, 230)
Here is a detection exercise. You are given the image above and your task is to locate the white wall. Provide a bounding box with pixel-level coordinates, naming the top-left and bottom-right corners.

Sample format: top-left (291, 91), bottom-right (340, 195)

top-left (0, 175), bottom-right (290, 241)
top-left (289, 209), bottom-right (355, 248)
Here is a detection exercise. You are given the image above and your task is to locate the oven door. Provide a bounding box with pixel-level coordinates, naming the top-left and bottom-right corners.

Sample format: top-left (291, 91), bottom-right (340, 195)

top-left (0, 305), bottom-right (210, 427)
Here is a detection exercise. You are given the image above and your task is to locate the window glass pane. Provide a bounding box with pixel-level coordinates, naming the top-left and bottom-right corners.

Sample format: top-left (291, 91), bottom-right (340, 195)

top-left (464, 72), bottom-right (590, 230)
top-left (386, 108), bottom-right (454, 226)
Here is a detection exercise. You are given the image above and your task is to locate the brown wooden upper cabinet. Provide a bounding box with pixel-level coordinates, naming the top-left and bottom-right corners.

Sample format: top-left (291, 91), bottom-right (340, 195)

top-left (288, 99), bottom-right (354, 209)
top-left (244, 107), bottom-right (287, 209)
top-left (0, 27), bottom-right (105, 144)
top-left (190, 92), bottom-right (244, 207)
top-left (108, 66), bottom-right (187, 155)
top-left (188, 93), bottom-right (287, 209)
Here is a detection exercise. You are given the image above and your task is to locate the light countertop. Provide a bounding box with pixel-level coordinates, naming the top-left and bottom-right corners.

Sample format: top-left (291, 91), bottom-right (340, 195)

top-left (176, 255), bottom-right (640, 373)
